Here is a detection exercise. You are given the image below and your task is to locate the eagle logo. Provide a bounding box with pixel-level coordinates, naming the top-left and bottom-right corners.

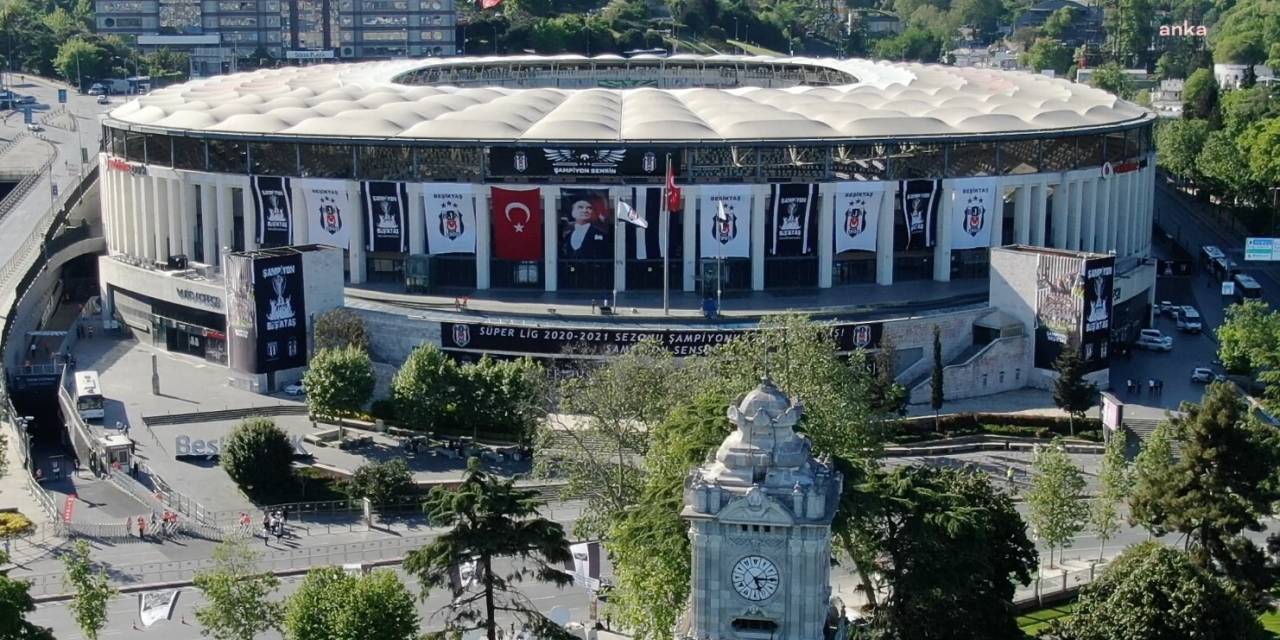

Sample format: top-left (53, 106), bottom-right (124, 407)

top-left (544, 149), bottom-right (627, 164)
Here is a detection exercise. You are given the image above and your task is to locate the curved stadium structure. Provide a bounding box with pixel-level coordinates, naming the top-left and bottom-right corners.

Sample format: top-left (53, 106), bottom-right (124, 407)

top-left (95, 55), bottom-right (1157, 397)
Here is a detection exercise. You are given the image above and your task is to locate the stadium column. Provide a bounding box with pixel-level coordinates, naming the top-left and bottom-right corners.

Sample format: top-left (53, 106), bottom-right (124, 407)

top-left (1030, 182), bottom-right (1047, 247)
top-left (543, 187), bottom-right (558, 292)
top-left (1052, 178), bottom-right (1070, 249)
top-left (475, 187), bottom-right (491, 289)
top-left (136, 173), bottom-right (155, 262)
top-left (100, 161), bottom-right (119, 254)
top-left (875, 181), bottom-right (895, 286)
top-left (1144, 159), bottom-right (1156, 254)
top-left (613, 186), bottom-right (627, 293)
top-left (933, 184), bottom-right (952, 282)
top-left (1093, 174), bottom-right (1110, 252)
top-left (989, 181), bottom-right (1005, 251)
top-left (1115, 172), bottom-right (1130, 255)
top-left (215, 181), bottom-right (233, 265)
top-left (817, 182), bottom-right (834, 288)
top-left (404, 183), bottom-right (426, 255)
top-left (348, 179), bottom-right (366, 284)
top-left (1013, 184), bottom-right (1030, 245)
top-left (167, 176), bottom-right (183, 258)
top-left (1107, 171), bottom-right (1121, 252)
top-left (177, 176), bottom-right (194, 258)
top-left (199, 181), bottom-right (217, 267)
top-left (683, 188), bottom-right (696, 292)
top-left (289, 178), bottom-right (306, 245)
top-left (751, 184), bottom-right (767, 291)
top-left (1080, 177), bottom-right (1097, 252)
top-left (152, 177), bottom-right (170, 260)
top-left (1068, 178), bottom-right (1084, 250)
top-left (238, 178), bottom-right (254, 252)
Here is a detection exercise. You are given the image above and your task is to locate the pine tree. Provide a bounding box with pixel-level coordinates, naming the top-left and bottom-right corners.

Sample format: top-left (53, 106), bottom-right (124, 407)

top-left (1052, 338), bottom-right (1098, 437)
top-left (930, 326), bottom-right (944, 431)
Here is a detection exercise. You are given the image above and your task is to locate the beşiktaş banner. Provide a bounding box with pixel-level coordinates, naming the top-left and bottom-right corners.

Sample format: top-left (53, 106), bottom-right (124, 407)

top-left (300, 178), bottom-right (353, 250)
top-left (449, 557), bottom-right (481, 599)
top-left (422, 183), bottom-right (477, 255)
top-left (626, 187), bottom-right (682, 260)
top-left (1033, 253), bottom-right (1084, 370)
top-left (252, 176), bottom-right (292, 247)
top-left (225, 253), bottom-right (257, 374)
top-left (563, 541), bottom-right (601, 588)
top-left (558, 188), bottom-right (613, 260)
top-left (768, 183), bottom-right (817, 257)
top-left (833, 181), bottom-right (886, 254)
top-left (441, 321), bottom-right (882, 357)
top-left (253, 252), bottom-right (307, 373)
top-left (898, 179), bottom-right (940, 250)
top-left (361, 181), bottom-right (408, 253)
top-left (948, 177), bottom-right (997, 251)
top-left (488, 146), bottom-right (680, 177)
top-left (700, 186), bottom-right (751, 259)
top-left (1080, 256), bottom-right (1115, 373)
top-left (138, 590), bottom-right (180, 627)
top-left (490, 187), bottom-right (544, 261)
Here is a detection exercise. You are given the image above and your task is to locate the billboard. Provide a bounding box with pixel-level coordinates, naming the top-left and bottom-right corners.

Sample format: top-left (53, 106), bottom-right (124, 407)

top-left (1033, 253), bottom-right (1113, 373)
top-left (488, 146), bottom-right (678, 178)
top-left (1245, 237), bottom-right (1280, 261)
top-left (226, 251), bottom-right (308, 374)
top-left (1079, 256), bottom-right (1114, 373)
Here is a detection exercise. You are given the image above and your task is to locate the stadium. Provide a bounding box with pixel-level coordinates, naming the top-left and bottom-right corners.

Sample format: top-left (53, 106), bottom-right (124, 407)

top-left (94, 54), bottom-right (1157, 397)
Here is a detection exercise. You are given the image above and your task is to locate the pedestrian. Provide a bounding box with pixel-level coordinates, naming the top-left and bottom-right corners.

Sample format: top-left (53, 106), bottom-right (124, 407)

top-left (262, 515), bottom-right (271, 546)
top-left (125, 517), bottom-right (132, 537)
top-left (87, 325), bottom-right (93, 339)
top-left (1148, 378), bottom-right (1156, 395)
top-left (273, 522), bottom-right (283, 544)
top-left (137, 516), bottom-right (146, 541)
top-left (1157, 379), bottom-right (1164, 396)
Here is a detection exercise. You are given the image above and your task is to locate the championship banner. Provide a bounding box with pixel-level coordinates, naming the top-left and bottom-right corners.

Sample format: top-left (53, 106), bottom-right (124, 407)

top-left (948, 177), bottom-right (997, 250)
top-left (898, 179), bottom-right (940, 250)
top-left (253, 252), bottom-right (307, 373)
top-left (833, 181), bottom-right (886, 254)
top-left (225, 253), bottom-right (257, 373)
top-left (558, 188), bottom-right (613, 260)
top-left (361, 181), bottom-right (408, 253)
top-left (490, 187), bottom-right (544, 261)
top-left (700, 186), bottom-right (751, 259)
top-left (251, 176), bottom-right (292, 247)
top-left (423, 183), bottom-right (477, 255)
top-left (139, 590), bottom-right (180, 627)
top-left (564, 541), bottom-right (601, 588)
top-left (1033, 253), bottom-right (1083, 370)
top-left (626, 187), bottom-right (682, 260)
top-left (768, 183), bottom-right (817, 256)
top-left (301, 178), bottom-right (353, 250)
top-left (1080, 256), bottom-right (1114, 373)
top-left (449, 557), bottom-right (480, 598)
top-left (488, 146), bottom-right (679, 178)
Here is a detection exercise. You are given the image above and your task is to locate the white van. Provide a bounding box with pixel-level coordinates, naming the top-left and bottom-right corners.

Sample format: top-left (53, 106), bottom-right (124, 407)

top-left (1176, 306), bottom-right (1202, 333)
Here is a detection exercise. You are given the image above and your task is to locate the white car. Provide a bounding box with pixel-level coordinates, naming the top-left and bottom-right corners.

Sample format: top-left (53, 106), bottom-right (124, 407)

top-left (1136, 331), bottom-right (1174, 351)
top-left (96, 94), bottom-right (110, 105)
top-left (1190, 367), bottom-right (1226, 383)
top-left (282, 382), bottom-right (306, 396)
top-left (26, 123), bottom-right (42, 132)
top-left (1158, 301), bottom-right (1177, 316)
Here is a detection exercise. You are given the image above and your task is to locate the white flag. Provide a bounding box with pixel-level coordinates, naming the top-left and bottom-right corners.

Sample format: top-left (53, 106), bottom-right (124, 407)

top-left (833, 181), bottom-right (887, 254)
top-left (948, 177), bottom-right (997, 251)
top-left (423, 183), bottom-right (477, 255)
top-left (700, 186), bottom-right (751, 259)
top-left (618, 199), bottom-right (647, 228)
top-left (300, 178), bottom-right (353, 250)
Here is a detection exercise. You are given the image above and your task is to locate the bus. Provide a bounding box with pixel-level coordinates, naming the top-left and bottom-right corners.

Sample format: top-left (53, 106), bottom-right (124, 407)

top-left (1233, 273), bottom-right (1263, 301)
top-left (1201, 245), bottom-right (1224, 271)
top-left (1213, 256), bottom-right (1241, 281)
top-left (73, 371), bottom-right (104, 421)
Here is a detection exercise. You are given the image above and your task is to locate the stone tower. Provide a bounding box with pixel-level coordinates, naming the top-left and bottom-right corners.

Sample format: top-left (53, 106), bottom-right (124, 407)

top-left (680, 377), bottom-right (843, 640)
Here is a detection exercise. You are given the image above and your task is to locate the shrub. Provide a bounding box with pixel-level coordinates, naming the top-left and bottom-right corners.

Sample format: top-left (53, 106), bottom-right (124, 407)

top-left (221, 418), bottom-right (296, 503)
top-left (345, 459), bottom-right (415, 507)
top-left (313, 309), bottom-right (370, 352)
top-left (304, 346), bottom-right (375, 419)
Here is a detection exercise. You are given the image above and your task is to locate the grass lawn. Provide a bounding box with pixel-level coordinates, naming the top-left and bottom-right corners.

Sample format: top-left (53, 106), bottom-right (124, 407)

top-left (1017, 602), bottom-right (1076, 637)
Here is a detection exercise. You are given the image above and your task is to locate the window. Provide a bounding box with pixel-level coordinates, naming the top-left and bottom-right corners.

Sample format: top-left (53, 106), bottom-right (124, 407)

top-left (220, 16), bottom-right (259, 27)
top-left (362, 14), bottom-right (408, 26)
top-left (362, 0), bottom-right (407, 7)
top-left (299, 144), bottom-right (352, 178)
top-left (173, 137), bottom-right (205, 171)
top-left (363, 30), bottom-right (408, 41)
top-left (144, 134), bottom-right (172, 166)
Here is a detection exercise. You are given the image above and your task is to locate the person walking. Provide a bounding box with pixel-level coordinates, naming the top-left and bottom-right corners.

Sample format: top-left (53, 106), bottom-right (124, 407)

top-left (262, 515), bottom-right (271, 547)
top-left (137, 516), bottom-right (146, 542)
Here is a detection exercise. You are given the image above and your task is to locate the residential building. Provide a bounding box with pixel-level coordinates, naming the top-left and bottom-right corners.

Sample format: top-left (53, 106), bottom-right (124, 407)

top-left (1012, 0), bottom-right (1104, 47)
top-left (852, 10), bottom-right (903, 36)
top-left (1213, 63), bottom-right (1275, 90)
top-left (94, 0), bottom-right (458, 76)
top-left (1149, 78), bottom-right (1184, 118)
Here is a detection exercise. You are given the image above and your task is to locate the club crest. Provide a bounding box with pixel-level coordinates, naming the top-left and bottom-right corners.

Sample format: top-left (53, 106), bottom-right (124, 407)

top-left (962, 195), bottom-right (985, 237)
top-left (643, 151), bottom-right (657, 173)
top-left (715, 207), bottom-right (737, 244)
top-left (376, 199), bottom-right (399, 235)
top-left (439, 201), bottom-right (464, 240)
top-left (319, 194), bottom-right (343, 235)
top-left (452, 324), bottom-right (471, 348)
top-left (513, 151), bottom-right (528, 173)
top-left (853, 325), bottom-right (872, 348)
top-left (844, 201), bottom-right (867, 237)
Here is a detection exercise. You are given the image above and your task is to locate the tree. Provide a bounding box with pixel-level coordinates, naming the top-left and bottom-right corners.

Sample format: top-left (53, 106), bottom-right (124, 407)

top-left (392, 343), bottom-right (459, 433)
top-left (303, 345), bottom-right (375, 420)
top-left (1089, 434), bottom-right (1129, 561)
top-left (1242, 117), bottom-right (1280, 198)
top-left (1197, 130), bottom-right (1254, 200)
top-left (404, 459), bottom-right (572, 640)
top-left (1214, 299), bottom-right (1280, 412)
top-left (536, 339), bottom-right (685, 539)
top-left (220, 418), bottom-right (296, 503)
top-left (1183, 68), bottom-right (1219, 120)
top-left (346, 458), bottom-right (414, 507)
top-left (313, 308), bottom-right (371, 352)
top-left (1089, 62), bottom-right (1135, 99)
top-left (0, 551), bottom-right (54, 640)
top-left (1127, 420), bottom-right (1176, 535)
top-left (835, 464), bottom-right (1038, 639)
top-left (1050, 543), bottom-right (1267, 640)
top-left (456, 356), bottom-right (547, 443)
top-left (193, 539), bottom-right (283, 640)
top-left (931, 325), bottom-right (944, 431)
top-left (284, 566), bottom-right (419, 640)
top-left (1041, 6), bottom-right (1076, 38)
top-left (1023, 37), bottom-right (1073, 74)
top-left (1102, 0), bottom-right (1153, 67)
top-left (1154, 118), bottom-right (1210, 182)
top-left (1026, 440), bottom-right (1088, 568)
top-left (1051, 339), bottom-right (1097, 436)
top-left (868, 335), bottom-right (908, 417)
top-left (870, 27), bottom-right (942, 62)
top-left (61, 540), bottom-right (115, 640)
top-left (53, 37), bottom-right (106, 88)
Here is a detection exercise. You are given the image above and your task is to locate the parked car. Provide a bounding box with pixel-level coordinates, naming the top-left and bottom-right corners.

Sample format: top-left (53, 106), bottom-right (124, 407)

top-left (1190, 367), bottom-right (1226, 383)
top-left (1176, 306), bottom-right (1202, 333)
top-left (1158, 300), bottom-right (1177, 316)
top-left (282, 382), bottom-right (305, 396)
top-left (96, 94), bottom-right (110, 105)
top-left (25, 123), bottom-right (42, 132)
top-left (1137, 329), bottom-right (1173, 351)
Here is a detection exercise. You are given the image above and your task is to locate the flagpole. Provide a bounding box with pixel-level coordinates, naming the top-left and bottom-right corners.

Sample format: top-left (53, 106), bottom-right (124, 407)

top-left (662, 153), bottom-right (671, 316)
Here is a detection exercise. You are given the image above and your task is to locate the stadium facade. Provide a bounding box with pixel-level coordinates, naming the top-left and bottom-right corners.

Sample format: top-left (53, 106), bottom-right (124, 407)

top-left (94, 55), bottom-right (1157, 394)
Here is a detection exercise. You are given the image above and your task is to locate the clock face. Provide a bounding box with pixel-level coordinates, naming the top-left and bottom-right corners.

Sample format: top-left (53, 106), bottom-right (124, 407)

top-left (731, 555), bottom-right (780, 602)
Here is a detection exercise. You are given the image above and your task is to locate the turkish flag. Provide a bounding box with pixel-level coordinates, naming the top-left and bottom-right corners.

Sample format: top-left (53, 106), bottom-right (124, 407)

top-left (491, 187), bottom-right (543, 261)
top-left (665, 161), bottom-right (682, 213)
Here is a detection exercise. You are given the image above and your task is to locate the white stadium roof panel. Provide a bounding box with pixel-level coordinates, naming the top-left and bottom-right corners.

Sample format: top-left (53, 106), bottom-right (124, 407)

top-left (107, 55), bottom-right (1151, 142)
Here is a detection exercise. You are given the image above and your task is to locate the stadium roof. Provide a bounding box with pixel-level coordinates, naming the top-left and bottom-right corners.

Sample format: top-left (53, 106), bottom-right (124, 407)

top-left (106, 55), bottom-right (1152, 143)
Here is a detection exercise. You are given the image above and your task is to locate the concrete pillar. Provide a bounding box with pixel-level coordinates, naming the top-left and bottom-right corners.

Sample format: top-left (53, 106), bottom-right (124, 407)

top-left (215, 182), bottom-right (233, 263)
top-left (1068, 180), bottom-right (1083, 250)
top-left (137, 174), bottom-right (156, 261)
top-left (990, 183), bottom-right (1006, 250)
top-left (613, 186), bottom-right (628, 293)
top-left (817, 183), bottom-right (834, 288)
top-left (290, 178), bottom-right (306, 245)
top-left (240, 181), bottom-right (255, 252)
top-left (683, 187), bottom-right (696, 292)
top-left (542, 187), bottom-right (558, 292)
top-left (1081, 178), bottom-right (1097, 252)
top-left (406, 183), bottom-right (426, 255)
top-left (199, 182), bottom-right (217, 267)
top-left (100, 164), bottom-right (118, 253)
top-left (1013, 185), bottom-right (1030, 245)
top-left (346, 179), bottom-right (365, 283)
top-left (1094, 175), bottom-right (1110, 252)
top-left (875, 182), bottom-right (895, 286)
top-left (167, 177), bottom-right (183, 258)
top-left (153, 177), bottom-right (170, 260)
top-left (1053, 180), bottom-right (1070, 249)
top-left (1115, 173), bottom-right (1129, 255)
top-left (751, 184), bottom-right (767, 291)
top-left (475, 187), bottom-right (490, 289)
top-left (933, 185), bottom-right (952, 282)
top-left (1030, 183), bottom-right (1047, 247)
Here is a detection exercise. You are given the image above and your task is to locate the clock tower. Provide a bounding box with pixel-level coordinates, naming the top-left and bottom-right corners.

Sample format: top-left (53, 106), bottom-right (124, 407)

top-left (680, 378), bottom-right (843, 640)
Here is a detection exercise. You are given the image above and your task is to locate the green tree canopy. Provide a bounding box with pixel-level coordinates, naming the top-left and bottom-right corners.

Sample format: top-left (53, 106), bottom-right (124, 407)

top-left (456, 355), bottom-right (547, 443)
top-left (1103, 0), bottom-right (1154, 66)
top-left (1052, 339), bottom-right (1098, 435)
top-left (193, 539), bottom-right (283, 640)
top-left (391, 343), bottom-right (459, 432)
top-left (345, 458), bottom-right (414, 507)
top-left (220, 418), bottom-right (296, 503)
top-left (61, 540), bottom-right (115, 640)
top-left (1026, 440), bottom-right (1088, 567)
top-left (1215, 299), bottom-right (1280, 376)
top-left (313, 309), bottom-right (371, 352)
top-left (1089, 434), bottom-right (1129, 561)
top-left (284, 566), bottom-right (419, 640)
top-left (871, 27), bottom-right (942, 62)
top-left (1088, 62), bottom-right (1135, 99)
top-left (303, 345), bottom-right (375, 420)
top-left (54, 36), bottom-right (106, 87)
top-left (1183, 67), bottom-right (1220, 120)
top-left (1154, 118), bottom-right (1210, 181)
top-left (0, 551), bottom-right (53, 640)
top-left (1051, 543), bottom-right (1267, 640)
top-left (1023, 38), bottom-right (1073, 74)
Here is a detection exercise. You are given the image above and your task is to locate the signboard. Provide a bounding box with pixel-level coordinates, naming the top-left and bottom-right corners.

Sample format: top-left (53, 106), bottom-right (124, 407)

top-left (488, 147), bottom-right (679, 178)
top-left (286, 49), bottom-right (336, 59)
top-left (57, 89), bottom-right (67, 104)
top-left (1034, 253), bottom-right (1084, 370)
top-left (1245, 237), bottom-right (1280, 261)
top-left (441, 321), bottom-right (883, 357)
top-left (1222, 281), bottom-right (1235, 296)
top-left (225, 251), bottom-right (308, 374)
top-left (1101, 392), bottom-right (1123, 432)
top-left (1079, 256), bottom-right (1114, 373)
top-left (139, 590), bottom-right (179, 627)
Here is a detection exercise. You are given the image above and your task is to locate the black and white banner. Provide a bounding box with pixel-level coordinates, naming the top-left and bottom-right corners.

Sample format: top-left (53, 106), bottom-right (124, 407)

top-left (626, 187), bottom-right (681, 260)
top-left (898, 179), bottom-right (940, 251)
top-left (1080, 256), bottom-right (1114, 373)
top-left (300, 178), bottom-right (354, 250)
top-left (361, 181), bottom-right (408, 253)
top-left (488, 146), bottom-right (679, 178)
top-left (139, 590), bottom-right (179, 627)
top-left (700, 186), bottom-right (751, 259)
top-left (948, 177), bottom-right (997, 250)
top-left (423, 184), bottom-right (477, 254)
top-left (768, 183), bottom-right (817, 256)
top-left (448, 557), bottom-right (481, 599)
top-left (253, 252), bottom-right (307, 373)
top-left (252, 176), bottom-right (293, 247)
top-left (833, 181), bottom-right (886, 254)
top-left (563, 541), bottom-right (601, 589)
